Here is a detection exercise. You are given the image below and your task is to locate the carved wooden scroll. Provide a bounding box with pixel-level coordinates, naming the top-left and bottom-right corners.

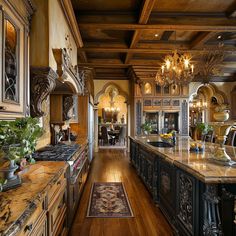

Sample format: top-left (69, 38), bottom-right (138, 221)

top-left (52, 48), bottom-right (85, 94)
top-left (63, 95), bottom-right (74, 120)
top-left (30, 67), bottom-right (57, 117)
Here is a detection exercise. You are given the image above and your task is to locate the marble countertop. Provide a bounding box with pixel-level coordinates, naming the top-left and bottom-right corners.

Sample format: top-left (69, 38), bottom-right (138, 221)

top-left (130, 136), bottom-right (236, 184)
top-left (0, 162), bottom-right (68, 236)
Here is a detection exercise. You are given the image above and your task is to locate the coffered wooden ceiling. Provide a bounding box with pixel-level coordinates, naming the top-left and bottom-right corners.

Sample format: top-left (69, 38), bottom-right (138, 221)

top-left (71, 0), bottom-right (236, 82)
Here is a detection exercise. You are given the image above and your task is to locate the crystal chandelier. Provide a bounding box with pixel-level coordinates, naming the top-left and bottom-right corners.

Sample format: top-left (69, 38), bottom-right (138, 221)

top-left (155, 49), bottom-right (194, 86)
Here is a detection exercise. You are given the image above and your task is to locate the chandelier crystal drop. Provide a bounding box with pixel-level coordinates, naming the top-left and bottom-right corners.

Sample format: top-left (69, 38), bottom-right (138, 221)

top-left (155, 49), bottom-right (195, 86)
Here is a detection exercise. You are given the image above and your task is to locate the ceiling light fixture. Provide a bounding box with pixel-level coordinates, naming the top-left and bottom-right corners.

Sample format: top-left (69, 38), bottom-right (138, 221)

top-left (155, 34), bottom-right (159, 37)
top-left (155, 31), bottom-right (195, 86)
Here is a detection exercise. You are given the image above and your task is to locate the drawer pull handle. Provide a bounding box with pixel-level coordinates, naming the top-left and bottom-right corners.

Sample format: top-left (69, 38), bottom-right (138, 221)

top-left (24, 223), bottom-right (33, 232)
top-left (57, 180), bottom-right (61, 185)
top-left (0, 106), bottom-right (6, 111)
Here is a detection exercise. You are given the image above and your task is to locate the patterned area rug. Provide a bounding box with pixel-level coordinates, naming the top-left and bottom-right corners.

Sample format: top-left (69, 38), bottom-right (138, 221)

top-left (87, 182), bottom-right (134, 218)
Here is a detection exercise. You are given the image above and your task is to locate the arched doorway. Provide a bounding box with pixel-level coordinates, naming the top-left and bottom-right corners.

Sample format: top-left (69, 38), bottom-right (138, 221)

top-left (94, 83), bottom-right (129, 151)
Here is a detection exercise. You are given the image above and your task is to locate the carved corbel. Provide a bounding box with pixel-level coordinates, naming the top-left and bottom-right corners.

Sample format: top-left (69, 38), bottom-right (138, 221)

top-left (30, 67), bottom-right (58, 117)
top-left (63, 95), bottom-right (74, 120)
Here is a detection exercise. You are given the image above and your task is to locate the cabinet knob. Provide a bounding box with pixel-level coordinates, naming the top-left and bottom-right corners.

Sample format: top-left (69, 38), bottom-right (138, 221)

top-left (0, 106), bottom-right (6, 111)
top-left (24, 223), bottom-right (33, 232)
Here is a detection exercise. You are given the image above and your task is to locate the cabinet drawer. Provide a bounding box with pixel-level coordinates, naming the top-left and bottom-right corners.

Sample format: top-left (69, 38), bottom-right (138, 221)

top-left (48, 188), bottom-right (67, 235)
top-left (53, 208), bottom-right (67, 236)
top-left (48, 173), bottom-right (66, 205)
top-left (19, 200), bottom-right (45, 236)
top-left (29, 212), bottom-right (47, 236)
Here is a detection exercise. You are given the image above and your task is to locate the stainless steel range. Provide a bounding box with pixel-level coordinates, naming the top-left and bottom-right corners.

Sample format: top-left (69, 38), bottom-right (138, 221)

top-left (33, 143), bottom-right (89, 227)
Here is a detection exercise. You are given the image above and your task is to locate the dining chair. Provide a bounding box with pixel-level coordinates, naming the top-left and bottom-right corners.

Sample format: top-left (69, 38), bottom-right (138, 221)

top-left (101, 126), bottom-right (111, 145)
top-left (225, 129), bottom-right (236, 146)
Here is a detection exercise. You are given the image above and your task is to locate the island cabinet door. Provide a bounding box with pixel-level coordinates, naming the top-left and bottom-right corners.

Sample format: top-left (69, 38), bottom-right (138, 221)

top-left (159, 159), bottom-right (176, 224)
top-left (176, 169), bottom-right (199, 236)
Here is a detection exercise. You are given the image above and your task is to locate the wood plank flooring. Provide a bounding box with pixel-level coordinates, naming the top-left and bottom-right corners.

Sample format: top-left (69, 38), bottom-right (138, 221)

top-left (70, 149), bottom-right (173, 236)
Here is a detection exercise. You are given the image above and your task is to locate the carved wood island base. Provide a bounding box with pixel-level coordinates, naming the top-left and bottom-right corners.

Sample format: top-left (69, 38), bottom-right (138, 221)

top-left (129, 136), bottom-right (236, 236)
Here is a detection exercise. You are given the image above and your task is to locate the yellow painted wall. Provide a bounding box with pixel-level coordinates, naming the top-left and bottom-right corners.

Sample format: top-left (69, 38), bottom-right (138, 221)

top-left (31, 0), bottom-right (78, 148)
top-left (48, 0), bottom-right (77, 70)
top-left (94, 80), bottom-right (130, 98)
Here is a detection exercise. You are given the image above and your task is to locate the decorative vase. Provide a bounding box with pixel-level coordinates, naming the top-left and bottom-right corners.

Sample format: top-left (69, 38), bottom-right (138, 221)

top-left (0, 159), bottom-right (22, 191)
top-left (213, 111), bottom-right (229, 122)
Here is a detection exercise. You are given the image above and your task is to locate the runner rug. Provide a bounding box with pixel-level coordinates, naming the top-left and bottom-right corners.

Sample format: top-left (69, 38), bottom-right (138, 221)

top-left (87, 182), bottom-right (134, 218)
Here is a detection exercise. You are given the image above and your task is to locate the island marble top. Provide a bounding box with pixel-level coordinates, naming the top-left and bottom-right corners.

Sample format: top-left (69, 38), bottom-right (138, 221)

top-left (130, 136), bottom-right (236, 184)
top-left (0, 161), bottom-right (68, 236)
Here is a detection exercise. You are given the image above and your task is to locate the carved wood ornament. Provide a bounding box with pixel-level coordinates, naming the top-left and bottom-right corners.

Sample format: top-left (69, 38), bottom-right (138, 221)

top-left (52, 48), bottom-right (84, 94)
top-left (63, 95), bottom-right (74, 120)
top-left (30, 67), bottom-right (58, 117)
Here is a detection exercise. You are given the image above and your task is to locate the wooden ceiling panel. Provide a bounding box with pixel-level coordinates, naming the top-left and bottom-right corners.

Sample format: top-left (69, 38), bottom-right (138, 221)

top-left (168, 31), bottom-right (198, 42)
top-left (80, 29), bottom-right (133, 42)
top-left (152, 0), bottom-right (235, 13)
top-left (139, 29), bottom-right (165, 40)
top-left (72, 0), bottom-right (142, 11)
top-left (73, 0), bottom-right (236, 82)
top-left (132, 53), bottom-right (163, 60)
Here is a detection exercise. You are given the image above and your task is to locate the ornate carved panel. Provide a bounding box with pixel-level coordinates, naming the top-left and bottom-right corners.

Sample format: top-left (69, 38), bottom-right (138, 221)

top-left (181, 99), bottom-right (189, 136)
top-left (136, 100), bottom-right (142, 135)
top-left (30, 67), bottom-right (57, 117)
top-left (177, 172), bottom-right (194, 233)
top-left (203, 184), bottom-right (223, 236)
top-left (63, 95), bottom-right (73, 120)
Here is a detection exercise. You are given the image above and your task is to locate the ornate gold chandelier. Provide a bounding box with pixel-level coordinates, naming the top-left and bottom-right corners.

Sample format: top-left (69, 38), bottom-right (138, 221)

top-left (155, 49), bottom-right (194, 86)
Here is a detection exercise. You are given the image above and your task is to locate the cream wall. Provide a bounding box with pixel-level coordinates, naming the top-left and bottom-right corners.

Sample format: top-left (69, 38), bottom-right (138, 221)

top-left (48, 0), bottom-right (77, 70)
top-left (32, 0), bottom-right (78, 148)
top-left (94, 80), bottom-right (130, 124)
top-left (94, 80), bottom-right (130, 99)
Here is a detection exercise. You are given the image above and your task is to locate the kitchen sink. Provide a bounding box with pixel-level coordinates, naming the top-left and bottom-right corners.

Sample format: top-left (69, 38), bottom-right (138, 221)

top-left (147, 141), bottom-right (174, 148)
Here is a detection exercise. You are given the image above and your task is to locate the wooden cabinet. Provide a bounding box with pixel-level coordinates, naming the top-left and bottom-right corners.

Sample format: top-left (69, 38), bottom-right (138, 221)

top-left (50, 94), bottom-right (74, 124)
top-left (0, 0), bottom-right (33, 118)
top-left (130, 139), bottom-right (159, 202)
top-left (19, 168), bottom-right (68, 236)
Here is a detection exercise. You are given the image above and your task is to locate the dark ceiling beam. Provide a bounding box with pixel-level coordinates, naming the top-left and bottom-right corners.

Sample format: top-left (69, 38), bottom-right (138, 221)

top-left (160, 31), bottom-right (174, 41)
top-left (78, 47), bottom-right (236, 54)
top-left (78, 21), bottom-right (236, 31)
top-left (225, 2), bottom-right (236, 18)
top-left (190, 32), bottom-right (217, 49)
top-left (125, 0), bottom-right (157, 64)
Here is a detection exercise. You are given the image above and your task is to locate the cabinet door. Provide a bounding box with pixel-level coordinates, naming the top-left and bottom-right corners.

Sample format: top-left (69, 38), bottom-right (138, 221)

top-left (176, 170), bottom-right (199, 236)
top-left (0, 4), bottom-right (29, 118)
top-left (159, 159), bottom-right (176, 222)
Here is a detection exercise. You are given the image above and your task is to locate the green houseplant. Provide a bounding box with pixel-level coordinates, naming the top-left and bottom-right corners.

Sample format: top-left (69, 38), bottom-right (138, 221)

top-left (141, 122), bottom-right (152, 135)
top-left (0, 117), bottom-right (43, 191)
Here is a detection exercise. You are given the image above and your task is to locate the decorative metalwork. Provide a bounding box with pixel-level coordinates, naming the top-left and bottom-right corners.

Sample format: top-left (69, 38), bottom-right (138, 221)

top-left (4, 19), bottom-right (19, 103)
top-left (203, 184), bottom-right (223, 236)
top-left (178, 173), bottom-right (193, 232)
top-left (30, 67), bottom-right (57, 117)
top-left (161, 171), bottom-right (170, 194)
top-left (63, 95), bottom-right (74, 120)
top-left (181, 100), bottom-right (189, 136)
top-left (136, 100), bottom-right (142, 135)
top-left (195, 46), bottom-right (224, 84)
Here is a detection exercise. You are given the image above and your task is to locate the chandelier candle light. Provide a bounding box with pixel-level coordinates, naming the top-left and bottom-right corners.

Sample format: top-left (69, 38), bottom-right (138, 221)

top-left (156, 49), bottom-right (194, 86)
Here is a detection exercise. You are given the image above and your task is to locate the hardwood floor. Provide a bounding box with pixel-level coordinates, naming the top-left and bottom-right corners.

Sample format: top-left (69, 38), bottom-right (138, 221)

top-left (70, 149), bottom-right (173, 236)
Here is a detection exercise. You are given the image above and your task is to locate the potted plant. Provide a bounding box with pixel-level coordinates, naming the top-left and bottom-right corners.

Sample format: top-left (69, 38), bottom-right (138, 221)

top-left (141, 122), bottom-right (152, 135)
top-left (0, 117), bottom-right (43, 191)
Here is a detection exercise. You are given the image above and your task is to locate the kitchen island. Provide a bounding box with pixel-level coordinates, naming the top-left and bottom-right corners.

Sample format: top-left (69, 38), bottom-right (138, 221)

top-left (129, 136), bottom-right (236, 236)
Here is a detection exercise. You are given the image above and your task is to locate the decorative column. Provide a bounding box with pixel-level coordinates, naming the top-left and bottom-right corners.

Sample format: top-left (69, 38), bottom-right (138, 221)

top-left (203, 184), bottom-right (223, 236)
top-left (181, 99), bottom-right (189, 136)
top-left (94, 104), bottom-right (99, 152)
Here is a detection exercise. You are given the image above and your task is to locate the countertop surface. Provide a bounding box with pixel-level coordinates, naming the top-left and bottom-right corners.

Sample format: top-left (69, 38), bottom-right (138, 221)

top-left (130, 135), bottom-right (236, 184)
top-left (0, 161), bottom-right (68, 236)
